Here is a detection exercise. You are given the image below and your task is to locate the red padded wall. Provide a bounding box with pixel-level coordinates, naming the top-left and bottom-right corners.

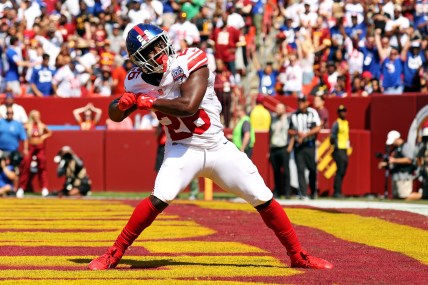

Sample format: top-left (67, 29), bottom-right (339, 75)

top-left (104, 130), bottom-right (158, 192)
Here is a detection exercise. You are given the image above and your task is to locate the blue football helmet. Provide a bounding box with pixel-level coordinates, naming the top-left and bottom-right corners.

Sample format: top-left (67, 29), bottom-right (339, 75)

top-left (126, 23), bottom-right (175, 74)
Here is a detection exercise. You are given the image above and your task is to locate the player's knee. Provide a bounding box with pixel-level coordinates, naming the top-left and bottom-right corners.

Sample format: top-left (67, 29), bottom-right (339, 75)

top-left (149, 195), bottom-right (169, 212)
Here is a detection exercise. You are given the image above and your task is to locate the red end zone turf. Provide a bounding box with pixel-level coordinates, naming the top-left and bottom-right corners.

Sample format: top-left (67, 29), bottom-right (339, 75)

top-left (0, 199), bottom-right (427, 285)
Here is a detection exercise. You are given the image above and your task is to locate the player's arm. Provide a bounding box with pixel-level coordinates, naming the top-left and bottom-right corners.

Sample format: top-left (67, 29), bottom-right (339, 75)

top-left (150, 66), bottom-right (209, 117)
top-left (108, 97), bottom-right (138, 122)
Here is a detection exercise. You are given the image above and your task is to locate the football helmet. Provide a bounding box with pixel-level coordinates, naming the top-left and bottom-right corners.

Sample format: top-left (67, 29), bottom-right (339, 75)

top-left (126, 23), bottom-right (175, 74)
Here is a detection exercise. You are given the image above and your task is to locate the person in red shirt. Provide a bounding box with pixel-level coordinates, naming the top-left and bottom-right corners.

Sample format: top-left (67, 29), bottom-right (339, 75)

top-left (211, 19), bottom-right (241, 77)
top-left (112, 58), bottom-right (133, 96)
top-left (73, 103), bottom-right (102, 130)
top-left (17, 110), bottom-right (52, 197)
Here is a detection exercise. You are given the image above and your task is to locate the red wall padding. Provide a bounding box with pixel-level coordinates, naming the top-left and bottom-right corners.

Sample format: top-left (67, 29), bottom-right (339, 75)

top-left (104, 130), bottom-right (158, 192)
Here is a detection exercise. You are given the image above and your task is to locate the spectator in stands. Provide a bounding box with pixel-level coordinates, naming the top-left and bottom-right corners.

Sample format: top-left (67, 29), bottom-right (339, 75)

top-left (106, 117), bottom-right (133, 130)
top-left (378, 130), bottom-right (414, 199)
top-left (211, 13), bottom-right (240, 80)
top-left (330, 105), bottom-right (350, 198)
top-left (168, 11), bottom-right (200, 52)
top-left (232, 104), bottom-right (255, 159)
top-left (213, 59), bottom-right (235, 128)
top-left (269, 103), bottom-right (292, 199)
top-left (313, 95), bottom-right (329, 129)
top-left (52, 56), bottom-right (82, 97)
top-left (0, 106), bottom-right (28, 195)
top-left (360, 34), bottom-right (382, 80)
top-left (93, 66), bottom-right (114, 96)
top-left (250, 94), bottom-right (271, 132)
top-left (73, 103), bottom-right (102, 130)
top-left (16, 110), bottom-right (52, 198)
top-left (5, 36), bottom-right (31, 95)
top-left (54, 146), bottom-right (91, 197)
top-left (401, 32), bottom-right (425, 93)
top-left (252, 49), bottom-right (280, 96)
top-left (30, 53), bottom-right (56, 97)
top-left (137, 111), bottom-right (159, 130)
top-left (385, 5), bottom-right (410, 49)
top-left (0, 93), bottom-right (28, 124)
top-left (0, 151), bottom-right (17, 197)
top-left (289, 96), bottom-right (321, 200)
top-left (112, 58), bottom-right (133, 96)
top-left (279, 53), bottom-right (303, 97)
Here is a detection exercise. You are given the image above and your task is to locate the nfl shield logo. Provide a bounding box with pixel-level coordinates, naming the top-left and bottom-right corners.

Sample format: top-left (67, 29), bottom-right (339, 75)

top-left (172, 66), bottom-right (185, 82)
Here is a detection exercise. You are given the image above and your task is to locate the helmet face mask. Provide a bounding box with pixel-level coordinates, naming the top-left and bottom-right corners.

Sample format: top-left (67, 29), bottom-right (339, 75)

top-left (126, 24), bottom-right (175, 74)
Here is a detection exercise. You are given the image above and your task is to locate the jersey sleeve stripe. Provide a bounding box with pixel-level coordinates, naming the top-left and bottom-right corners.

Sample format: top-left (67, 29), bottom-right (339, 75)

top-left (189, 58), bottom-right (208, 73)
top-left (187, 49), bottom-right (203, 62)
top-left (188, 51), bottom-right (207, 71)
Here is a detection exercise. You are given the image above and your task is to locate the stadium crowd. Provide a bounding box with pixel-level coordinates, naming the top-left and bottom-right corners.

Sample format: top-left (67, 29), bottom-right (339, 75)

top-left (0, 0), bottom-right (427, 101)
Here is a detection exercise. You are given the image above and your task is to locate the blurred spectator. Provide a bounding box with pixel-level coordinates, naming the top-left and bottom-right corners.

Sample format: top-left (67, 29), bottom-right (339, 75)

top-left (137, 111), bottom-right (159, 130)
top-left (30, 53), bottom-right (56, 97)
top-left (360, 34), bottom-right (382, 80)
top-left (213, 59), bottom-right (235, 128)
top-left (385, 5), bottom-right (409, 49)
top-left (16, 110), bottom-right (52, 198)
top-left (5, 36), bottom-right (31, 95)
top-left (252, 50), bottom-right (280, 96)
top-left (401, 33), bottom-right (425, 93)
top-left (0, 93), bottom-right (28, 123)
top-left (330, 105), bottom-right (350, 198)
top-left (73, 103), bottom-right (102, 130)
top-left (52, 56), bottom-right (82, 97)
top-left (106, 117), bottom-right (133, 130)
top-left (54, 146), bottom-right (91, 197)
top-left (232, 104), bottom-right (255, 159)
top-left (250, 94), bottom-right (271, 132)
top-left (378, 130), bottom-right (414, 199)
top-left (376, 28), bottom-right (403, 95)
top-left (112, 58), bottom-right (133, 96)
top-left (312, 95), bottom-right (329, 129)
top-left (169, 11), bottom-right (200, 52)
top-left (0, 106), bottom-right (28, 178)
top-left (93, 65), bottom-right (114, 96)
top-left (279, 53), bottom-right (303, 96)
top-left (0, 151), bottom-right (17, 197)
top-left (289, 96), bottom-right (321, 200)
top-left (108, 23), bottom-right (125, 55)
top-left (211, 14), bottom-right (240, 79)
top-left (269, 103), bottom-right (292, 199)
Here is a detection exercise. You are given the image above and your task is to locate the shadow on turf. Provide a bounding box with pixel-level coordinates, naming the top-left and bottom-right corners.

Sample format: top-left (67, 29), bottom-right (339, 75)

top-left (70, 258), bottom-right (281, 269)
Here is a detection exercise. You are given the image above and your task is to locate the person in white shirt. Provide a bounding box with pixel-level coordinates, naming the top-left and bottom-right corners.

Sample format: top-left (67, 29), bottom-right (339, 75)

top-left (168, 11), bottom-right (200, 52)
top-left (138, 111), bottom-right (159, 130)
top-left (0, 93), bottom-right (28, 124)
top-left (52, 57), bottom-right (82, 98)
top-left (280, 54), bottom-right (303, 96)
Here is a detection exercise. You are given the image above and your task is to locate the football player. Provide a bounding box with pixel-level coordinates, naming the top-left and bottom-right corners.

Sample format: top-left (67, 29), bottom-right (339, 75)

top-left (88, 23), bottom-right (333, 270)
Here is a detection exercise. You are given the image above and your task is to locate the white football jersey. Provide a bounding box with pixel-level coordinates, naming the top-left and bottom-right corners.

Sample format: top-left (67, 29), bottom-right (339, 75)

top-left (124, 48), bottom-right (224, 148)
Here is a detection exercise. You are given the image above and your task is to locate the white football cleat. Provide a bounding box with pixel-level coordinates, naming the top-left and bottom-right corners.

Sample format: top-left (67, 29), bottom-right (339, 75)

top-left (16, 188), bottom-right (24, 198)
top-left (41, 188), bottom-right (49, 197)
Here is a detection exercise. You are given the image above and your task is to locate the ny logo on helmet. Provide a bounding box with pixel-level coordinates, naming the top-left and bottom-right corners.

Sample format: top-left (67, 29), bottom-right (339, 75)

top-left (136, 34), bottom-right (149, 43)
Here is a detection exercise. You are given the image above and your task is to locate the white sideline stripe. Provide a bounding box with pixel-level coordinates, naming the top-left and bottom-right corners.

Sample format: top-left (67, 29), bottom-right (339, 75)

top-left (231, 198), bottom-right (428, 216)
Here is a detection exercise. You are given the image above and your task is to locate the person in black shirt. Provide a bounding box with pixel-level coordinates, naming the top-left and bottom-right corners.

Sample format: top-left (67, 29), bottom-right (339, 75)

top-left (289, 96), bottom-right (321, 199)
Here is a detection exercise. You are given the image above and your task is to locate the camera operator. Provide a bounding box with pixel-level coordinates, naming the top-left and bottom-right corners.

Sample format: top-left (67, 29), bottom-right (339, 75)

top-left (0, 152), bottom-right (17, 197)
top-left (407, 128), bottom-right (428, 200)
top-left (54, 146), bottom-right (91, 197)
top-left (378, 130), bottom-right (415, 199)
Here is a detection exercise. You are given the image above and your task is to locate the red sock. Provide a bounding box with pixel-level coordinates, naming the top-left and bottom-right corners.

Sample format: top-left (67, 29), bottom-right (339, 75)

top-left (114, 197), bottom-right (161, 253)
top-left (257, 199), bottom-right (302, 256)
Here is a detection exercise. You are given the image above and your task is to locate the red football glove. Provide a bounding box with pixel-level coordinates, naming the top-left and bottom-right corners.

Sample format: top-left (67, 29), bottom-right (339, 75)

top-left (136, 94), bottom-right (157, 110)
top-left (118, 92), bottom-right (137, 111)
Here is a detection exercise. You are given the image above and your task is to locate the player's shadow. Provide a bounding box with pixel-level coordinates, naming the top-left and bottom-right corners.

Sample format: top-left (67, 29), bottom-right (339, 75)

top-left (70, 258), bottom-right (281, 269)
